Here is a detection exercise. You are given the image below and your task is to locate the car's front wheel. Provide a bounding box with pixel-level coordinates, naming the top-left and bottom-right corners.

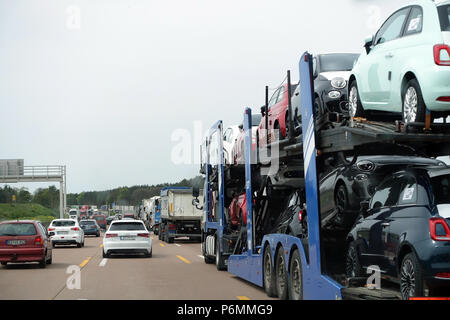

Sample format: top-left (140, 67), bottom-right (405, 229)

top-left (402, 79), bottom-right (426, 124)
top-left (348, 81), bottom-right (365, 118)
top-left (400, 252), bottom-right (424, 300)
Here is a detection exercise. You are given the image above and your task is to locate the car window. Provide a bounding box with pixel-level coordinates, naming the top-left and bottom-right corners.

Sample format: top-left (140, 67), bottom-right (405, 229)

top-left (398, 175), bottom-right (417, 205)
top-left (276, 86), bottom-right (285, 103)
top-left (52, 220), bottom-right (76, 227)
top-left (0, 223), bottom-right (37, 236)
top-left (438, 4), bottom-right (450, 31)
top-left (109, 222), bottom-right (145, 231)
top-left (370, 176), bottom-right (403, 209)
top-left (37, 223), bottom-right (46, 235)
top-left (431, 174), bottom-right (450, 205)
top-left (404, 6), bottom-right (423, 36)
top-left (80, 220), bottom-right (96, 225)
top-left (268, 88), bottom-right (280, 107)
top-left (375, 7), bottom-right (410, 45)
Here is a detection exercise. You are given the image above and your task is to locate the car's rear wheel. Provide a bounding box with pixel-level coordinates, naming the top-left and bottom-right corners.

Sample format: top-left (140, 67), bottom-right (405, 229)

top-left (275, 247), bottom-right (288, 300)
top-left (335, 184), bottom-right (349, 213)
top-left (263, 245), bottom-right (277, 297)
top-left (288, 249), bottom-right (303, 300)
top-left (1, 262), bottom-right (7, 266)
top-left (46, 255), bottom-right (52, 265)
top-left (39, 256), bottom-right (46, 268)
top-left (400, 252), bottom-right (424, 300)
top-left (402, 79), bottom-right (426, 124)
top-left (102, 249), bottom-right (109, 258)
top-left (348, 81), bottom-right (365, 118)
top-left (77, 242), bottom-right (82, 248)
top-left (345, 241), bottom-right (364, 278)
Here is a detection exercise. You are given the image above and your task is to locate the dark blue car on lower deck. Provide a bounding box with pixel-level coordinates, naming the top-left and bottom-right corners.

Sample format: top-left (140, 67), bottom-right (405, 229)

top-left (346, 166), bottom-right (450, 300)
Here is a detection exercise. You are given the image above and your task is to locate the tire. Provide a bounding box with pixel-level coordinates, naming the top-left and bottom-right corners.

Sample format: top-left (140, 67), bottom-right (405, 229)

top-left (77, 242), bottom-right (82, 248)
top-left (52, 242), bottom-right (56, 248)
top-left (402, 78), bottom-right (426, 124)
top-left (168, 237), bottom-right (174, 244)
top-left (46, 255), bottom-right (52, 265)
top-left (1, 262), bottom-right (7, 266)
top-left (203, 240), bottom-right (214, 264)
top-left (215, 237), bottom-right (226, 271)
top-left (288, 249), bottom-right (303, 300)
top-left (158, 229), bottom-right (162, 240)
top-left (345, 241), bottom-right (364, 278)
top-left (314, 96), bottom-right (323, 118)
top-left (263, 245), bottom-right (277, 297)
top-left (400, 252), bottom-right (424, 300)
top-left (102, 249), bottom-right (109, 258)
top-left (96, 232), bottom-right (100, 237)
top-left (348, 81), bottom-right (365, 118)
top-left (275, 247), bottom-right (288, 300)
top-left (39, 256), bottom-right (46, 268)
top-left (335, 184), bottom-right (349, 213)
top-left (146, 250), bottom-right (152, 258)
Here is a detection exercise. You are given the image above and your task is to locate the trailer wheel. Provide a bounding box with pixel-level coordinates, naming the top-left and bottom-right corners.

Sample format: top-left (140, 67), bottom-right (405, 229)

top-left (202, 240), bottom-right (214, 264)
top-left (275, 247), bottom-right (288, 300)
top-left (215, 237), bottom-right (226, 271)
top-left (263, 245), bottom-right (277, 297)
top-left (288, 249), bottom-right (303, 300)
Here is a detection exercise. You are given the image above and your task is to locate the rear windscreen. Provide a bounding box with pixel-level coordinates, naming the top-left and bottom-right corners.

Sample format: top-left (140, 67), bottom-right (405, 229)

top-left (438, 5), bottom-right (450, 31)
top-left (80, 221), bottom-right (96, 225)
top-left (0, 223), bottom-right (37, 236)
top-left (109, 222), bottom-right (145, 231)
top-left (52, 220), bottom-right (75, 227)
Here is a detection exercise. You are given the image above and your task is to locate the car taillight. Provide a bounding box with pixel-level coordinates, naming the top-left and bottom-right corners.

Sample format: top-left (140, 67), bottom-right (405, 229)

top-left (48, 228), bottom-right (55, 231)
top-left (436, 272), bottom-right (450, 279)
top-left (71, 227), bottom-right (80, 231)
top-left (35, 236), bottom-right (43, 245)
top-left (434, 44), bottom-right (450, 66)
top-left (298, 209), bottom-right (303, 222)
top-left (137, 233), bottom-right (150, 238)
top-left (437, 96), bottom-right (450, 102)
top-left (105, 233), bottom-right (118, 238)
top-left (429, 218), bottom-right (450, 241)
top-left (168, 224), bottom-right (176, 230)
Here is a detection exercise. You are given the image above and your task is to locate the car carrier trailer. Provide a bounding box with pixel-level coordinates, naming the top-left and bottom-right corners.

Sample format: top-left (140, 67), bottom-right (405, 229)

top-left (198, 51), bottom-right (450, 300)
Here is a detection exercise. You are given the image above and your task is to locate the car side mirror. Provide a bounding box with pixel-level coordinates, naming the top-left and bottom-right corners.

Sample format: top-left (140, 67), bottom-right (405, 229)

top-left (260, 105), bottom-right (266, 117)
top-left (364, 35), bottom-right (374, 54)
top-left (238, 124), bottom-right (243, 130)
top-left (192, 187), bottom-right (200, 198)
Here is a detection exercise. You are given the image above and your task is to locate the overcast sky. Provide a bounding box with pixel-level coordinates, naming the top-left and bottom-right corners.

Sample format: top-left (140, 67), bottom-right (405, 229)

top-left (0, 0), bottom-right (411, 193)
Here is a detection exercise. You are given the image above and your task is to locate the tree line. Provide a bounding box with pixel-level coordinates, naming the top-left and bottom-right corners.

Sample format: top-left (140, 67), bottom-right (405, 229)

top-left (0, 175), bottom-right (204, 210)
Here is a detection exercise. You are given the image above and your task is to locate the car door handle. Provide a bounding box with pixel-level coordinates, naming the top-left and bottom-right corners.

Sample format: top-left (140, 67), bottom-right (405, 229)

top-left (385, 53), bottom-right (394, 59)
top-left (381, 222), bottom-right (390, 227)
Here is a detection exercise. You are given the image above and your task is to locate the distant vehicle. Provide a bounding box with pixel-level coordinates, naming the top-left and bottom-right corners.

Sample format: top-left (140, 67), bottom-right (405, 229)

top-left (159, 187), bottom-right (203, 243)
top-left (92, 214), bottom-right (107, 230)
top-left (106, 216), bottom-right (115, 225)
top-left (69, 215), bottom-right (77, 220)
top-left (349, 1), bottom-right (450, 123)
top-left (223, 125), bottom-right (241, 164)
top-left (48, 219), bottom-right (84, 248)
top-left (346, 166), bottom-right (450, 299)
top-left (0, 220), bottom-right (52, 268)
top-left (123, 213), bottom-right (135, 219)
top-left (79, 220), bottom-right (101, 237)
top-left (103, 220), bottom-right (152, 258)
top-left (68, 208), bottom-right (79, 220)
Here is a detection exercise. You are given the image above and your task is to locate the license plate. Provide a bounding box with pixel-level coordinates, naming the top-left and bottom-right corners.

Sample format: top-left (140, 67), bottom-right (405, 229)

top-left (185, 224), bottom-right (194, 227)
top-left (120, 236), bottom-right (135, 240)
top-left (58, 231), bottom-right (68, 235)
top-left (7, 240), bottom-right (26, 246)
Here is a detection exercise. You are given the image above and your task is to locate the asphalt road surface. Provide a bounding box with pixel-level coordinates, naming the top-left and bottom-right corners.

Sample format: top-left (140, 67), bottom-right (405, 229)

top-left (0, 233), bottom-right (272, 300)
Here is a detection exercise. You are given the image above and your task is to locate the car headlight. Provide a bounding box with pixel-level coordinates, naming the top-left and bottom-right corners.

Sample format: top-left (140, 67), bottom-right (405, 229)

top-left (328, 90), bottom-right (341, 99)
top-left (331, 77), bottom-right (347, 89)
top-left (356, 160), bottom-right (376, 172)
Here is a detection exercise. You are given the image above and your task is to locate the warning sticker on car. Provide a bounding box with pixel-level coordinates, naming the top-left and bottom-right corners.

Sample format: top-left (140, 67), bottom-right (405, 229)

top-left (407, 17), bottom-right (421, 32)
top-left (402, 187), bottom-right (415, 201)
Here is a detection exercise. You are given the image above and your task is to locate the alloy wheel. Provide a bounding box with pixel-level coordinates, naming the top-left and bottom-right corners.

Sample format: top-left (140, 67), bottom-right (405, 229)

top-left (400, 259), bottom-right (416, 300)
top-left (403, 87), bottom-right (418, 123)
top-left (349, 86), bottom-right (358, 118)
top-left (345, 246), bottom-right (358, 278)
top-left (277, 254), bottom-right (287, 295)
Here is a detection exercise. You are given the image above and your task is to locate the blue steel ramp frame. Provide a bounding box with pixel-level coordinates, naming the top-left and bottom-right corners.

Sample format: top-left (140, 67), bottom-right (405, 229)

top-left (227, 52), bottom-right (343, 300)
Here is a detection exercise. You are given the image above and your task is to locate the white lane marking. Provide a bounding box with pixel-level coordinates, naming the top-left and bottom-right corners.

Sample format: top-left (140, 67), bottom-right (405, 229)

top-left (175, 244), bottom-right (181, 247)
top-left (99, 258), bottom-right (108, 267)
top-left (197, 255), bottom-right (205, 259)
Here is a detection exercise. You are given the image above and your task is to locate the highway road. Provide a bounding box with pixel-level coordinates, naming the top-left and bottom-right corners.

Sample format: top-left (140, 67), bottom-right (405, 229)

top-left (0, 233), bottom-right (272, 300)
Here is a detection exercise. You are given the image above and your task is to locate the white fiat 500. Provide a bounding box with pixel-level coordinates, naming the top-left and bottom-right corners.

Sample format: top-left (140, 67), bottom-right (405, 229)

top-left (103, 220), bottom-right (152, 258)
top-left (48, 219), bottom-right (84, 248)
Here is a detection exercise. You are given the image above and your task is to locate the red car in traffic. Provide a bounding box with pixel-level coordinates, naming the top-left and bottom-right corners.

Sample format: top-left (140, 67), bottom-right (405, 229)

top-left (228, 194), bottom-right (247, 227)
top-left (0, 220), bottom-right (52, 267)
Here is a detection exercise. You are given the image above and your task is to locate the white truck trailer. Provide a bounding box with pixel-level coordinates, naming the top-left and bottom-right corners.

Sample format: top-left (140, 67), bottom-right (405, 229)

top-left (159, 187), bottom-right (203, 243)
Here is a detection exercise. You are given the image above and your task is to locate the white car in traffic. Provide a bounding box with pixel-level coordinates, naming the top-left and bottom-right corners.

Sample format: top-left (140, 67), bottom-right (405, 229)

top-left (103, 219), bottom-right (152, 258)
top-left (48, 219), bottom-right (84, 248)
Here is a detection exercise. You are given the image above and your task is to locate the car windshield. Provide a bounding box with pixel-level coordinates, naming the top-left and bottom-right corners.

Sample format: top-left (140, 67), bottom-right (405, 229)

top-left (0, 223), bottom-right (37, 236)
top-left (318, 54), bottom-right (360, 72)
top-left (80, 221), bottom-right (96, 225)
top-left (109, 222), bottom-right (145, 231)
top-left (52, 220), bottom-right (75, 227)
top-left (93, 216), bottom-right (104, 221)
top-left (438, 4), bottom-right (450, 31)
top-left (251, 114), bottom-right (262, 127)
